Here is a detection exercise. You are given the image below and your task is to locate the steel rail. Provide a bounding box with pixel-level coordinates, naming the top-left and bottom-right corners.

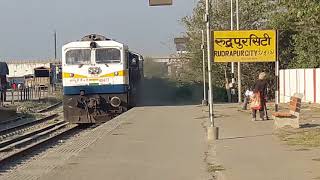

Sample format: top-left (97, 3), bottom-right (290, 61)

top-left (0, 120), bottom-right (66, 150)
top-left (35, 101), bottom-right (63, 113)
top-left (0, 123), bottom-right (78, 164)
top-left (0, 113), bottom-right (59, 137)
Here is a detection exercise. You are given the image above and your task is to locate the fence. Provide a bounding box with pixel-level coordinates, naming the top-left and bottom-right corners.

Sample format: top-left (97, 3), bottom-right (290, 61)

top-left (0, 85), bottom-right (59, 106)
top-left (279, 68), bottom-right (320, 103)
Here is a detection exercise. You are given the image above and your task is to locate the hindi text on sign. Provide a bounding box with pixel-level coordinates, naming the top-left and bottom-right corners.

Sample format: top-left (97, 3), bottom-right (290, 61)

top-left (213, 30), bottom-right (276, 63)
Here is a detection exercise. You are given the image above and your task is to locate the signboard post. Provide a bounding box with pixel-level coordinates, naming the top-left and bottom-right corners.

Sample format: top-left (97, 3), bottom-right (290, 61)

top-left (275, 30), bottom-right (280, 112)
top-left (149, 0), bottom-right (172, 6)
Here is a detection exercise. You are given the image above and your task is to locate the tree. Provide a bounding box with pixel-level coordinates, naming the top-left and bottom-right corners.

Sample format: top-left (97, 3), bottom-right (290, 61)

top-left (179, 0), bottom-right (320, 102)
top-left (180, 0), bottom-right (231, 88)
top-left (270, 0), bottom-right (320, 68)
top-left (180, 0), bottom-right (276, 100)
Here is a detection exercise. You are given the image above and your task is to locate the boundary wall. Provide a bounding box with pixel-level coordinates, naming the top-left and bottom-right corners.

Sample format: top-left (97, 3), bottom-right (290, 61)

top-left (280, 68), bottom-right (319, 103)
top-left (7, 63), bottom-right (51, 77)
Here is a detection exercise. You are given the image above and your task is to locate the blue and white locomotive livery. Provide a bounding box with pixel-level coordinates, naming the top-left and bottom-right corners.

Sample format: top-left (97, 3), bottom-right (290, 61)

top-left (62, 34), bottom-right (143, 123)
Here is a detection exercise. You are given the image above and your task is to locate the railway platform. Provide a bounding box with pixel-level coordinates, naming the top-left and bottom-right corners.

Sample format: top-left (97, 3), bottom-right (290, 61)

top-left (41, 105), bottom-right (210, 180)
top-left (2, 103), bottom-right (319, 180)
top-left (212, 104), bottom-right (320, 180)
top-left (2, 105), bottom-right (210, 180)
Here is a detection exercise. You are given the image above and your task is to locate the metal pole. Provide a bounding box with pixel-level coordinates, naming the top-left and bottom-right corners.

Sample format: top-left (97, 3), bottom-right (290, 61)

top-left (275, 30), bottom-right (280, 112)
top-left (202, 30), bottom-right (208, 106)
top-left (230, 0), bottom-right (235, 87)
top-left (206, 0), bottom-right (214, 127)
top-left (206, 0), bottom-right (219, 140)
top-left (236, 0), bottom-right (242, 103)
top-left (54, 31), bottom-right (57, 60)
top-left (11, 89), bottom-right (14, 104)
top-left (20, 89), bottom-right (23, 101)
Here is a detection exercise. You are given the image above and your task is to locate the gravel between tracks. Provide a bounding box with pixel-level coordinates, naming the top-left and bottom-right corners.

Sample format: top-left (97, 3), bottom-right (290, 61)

top-left (0, 108), bottom-right (135, 180)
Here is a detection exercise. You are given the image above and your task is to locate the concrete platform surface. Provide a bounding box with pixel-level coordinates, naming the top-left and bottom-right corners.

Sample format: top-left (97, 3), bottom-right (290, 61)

top-left (40, 106), bottom-right (209, 180)
top-left (213, 104), bottom-right (320, 180)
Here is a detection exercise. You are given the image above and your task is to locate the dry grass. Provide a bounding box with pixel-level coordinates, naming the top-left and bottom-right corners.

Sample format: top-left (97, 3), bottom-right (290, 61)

top-left (295, 148), bottom-right (310, 151)
top-left (207, 163), bottom-right (225, 173)
top-left (16, 96), bottom-right (62, 114)
top-left (194, 116), bottom-right (208, 120)
top-left (276, 128), bottom-right (320, 147)
top-left (274, 102), bottom-right (320, 148)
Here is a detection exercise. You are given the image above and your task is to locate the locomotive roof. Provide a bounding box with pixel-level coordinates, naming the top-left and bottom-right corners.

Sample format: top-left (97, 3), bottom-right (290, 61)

top-left (81, 34), bottom-right (110, 41)
top-left (63, 34), bottom-right (126, 48)
top-left (63, 40), bottom-right (127, 51)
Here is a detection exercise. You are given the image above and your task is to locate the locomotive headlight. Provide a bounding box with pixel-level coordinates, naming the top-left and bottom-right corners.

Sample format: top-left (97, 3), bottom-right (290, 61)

top-left (114, 71), bottom-right (119, 76)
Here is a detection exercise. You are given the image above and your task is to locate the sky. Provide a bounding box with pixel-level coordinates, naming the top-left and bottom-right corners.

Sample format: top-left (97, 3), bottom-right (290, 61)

top-left (0, 0), bottom-right (198, 60)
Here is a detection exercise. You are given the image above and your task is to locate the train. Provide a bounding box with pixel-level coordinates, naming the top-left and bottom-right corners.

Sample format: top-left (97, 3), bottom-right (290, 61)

top-left (62, 34), bottom-right (143, 124)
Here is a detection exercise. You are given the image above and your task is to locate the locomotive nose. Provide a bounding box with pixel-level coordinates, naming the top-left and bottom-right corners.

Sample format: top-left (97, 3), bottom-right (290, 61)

top-left (110, 96), bottom-right (121, 107)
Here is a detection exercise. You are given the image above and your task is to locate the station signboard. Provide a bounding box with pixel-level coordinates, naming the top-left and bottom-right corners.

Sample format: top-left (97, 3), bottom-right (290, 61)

top-left (149, 0), bottom-right (173, 6)
top-left (213, 30), bottom-right (277, 63)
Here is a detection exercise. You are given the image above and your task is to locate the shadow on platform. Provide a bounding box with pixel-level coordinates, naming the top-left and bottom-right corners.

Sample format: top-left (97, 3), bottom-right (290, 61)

top-left (300, 123), bottom-right (320, 129)
top-left (220, 133), bottom-right (274, 141)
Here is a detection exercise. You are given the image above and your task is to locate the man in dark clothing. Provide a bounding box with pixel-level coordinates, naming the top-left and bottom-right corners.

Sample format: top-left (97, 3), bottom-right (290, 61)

top-left (251, 72), bottom-right (268, 121)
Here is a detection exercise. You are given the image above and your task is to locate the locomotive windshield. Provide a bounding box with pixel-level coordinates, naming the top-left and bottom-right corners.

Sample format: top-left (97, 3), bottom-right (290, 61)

top-left (66, 49), bottom-right (91, 65)
top-left (96, 48), bottom-right (121, 64)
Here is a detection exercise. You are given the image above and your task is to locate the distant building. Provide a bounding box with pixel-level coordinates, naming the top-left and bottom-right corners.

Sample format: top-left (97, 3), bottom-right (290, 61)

top-left (148, 37), bottom-right (190, 77)
top-left (5, 60), bottom-right (59, 78)
top-left (174, 37), bottom-right (189, 54)
top-left (4, 60), bottom-right (61, 86)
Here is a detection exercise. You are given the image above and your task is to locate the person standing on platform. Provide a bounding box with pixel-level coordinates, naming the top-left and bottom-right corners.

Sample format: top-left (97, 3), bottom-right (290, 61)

top-left (251, 72), bottom-right (268, 121)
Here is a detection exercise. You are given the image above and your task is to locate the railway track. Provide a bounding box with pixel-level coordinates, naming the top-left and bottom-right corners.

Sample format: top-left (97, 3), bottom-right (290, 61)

top-left (35, 101), bottom-right (63, 113)
top-left (0, 113), bottom-right (60, 138)
top-left (0, 101), bottom-right (62, 129)
top-left (0, 102), bottom-right (83, 168)
top-left (0, 118), bottom-right (78, 164)
top-left (0, 116), bottom-right (26, 126)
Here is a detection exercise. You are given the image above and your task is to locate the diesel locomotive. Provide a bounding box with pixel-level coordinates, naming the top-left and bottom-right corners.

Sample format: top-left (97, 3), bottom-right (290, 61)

top-left (62, 34), bottom-right (143, 123)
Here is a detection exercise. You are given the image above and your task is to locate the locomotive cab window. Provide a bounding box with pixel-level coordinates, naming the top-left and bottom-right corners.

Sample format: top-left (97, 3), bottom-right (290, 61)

top-left (66, 49), bottom-right (91, 65)
top-left (96, 48), bottom-right (121, 64)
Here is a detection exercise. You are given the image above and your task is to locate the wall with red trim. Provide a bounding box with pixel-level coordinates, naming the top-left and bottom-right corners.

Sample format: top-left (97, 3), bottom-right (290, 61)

top-left (279, 68), bottom-right (319, 103)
